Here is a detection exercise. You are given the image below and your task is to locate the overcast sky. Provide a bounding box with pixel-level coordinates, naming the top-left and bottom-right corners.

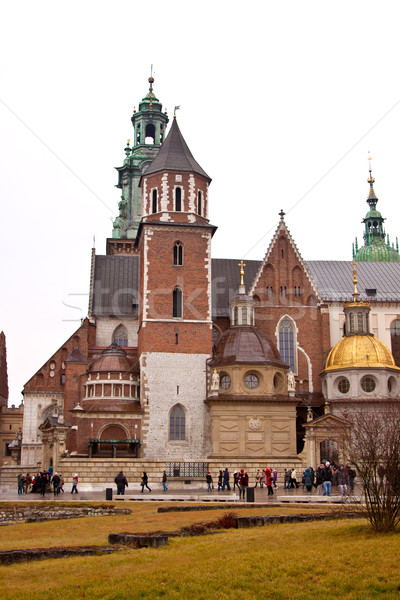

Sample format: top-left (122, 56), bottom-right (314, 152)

top-left (1, 1), bottom-right (400, 403)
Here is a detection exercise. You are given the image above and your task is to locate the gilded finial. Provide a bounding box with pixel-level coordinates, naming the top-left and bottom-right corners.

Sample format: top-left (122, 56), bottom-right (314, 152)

top-left (148, 64), bottom-right (154, 91)
top-left (368, 151), bottom-right (375, 185)
top-left (238, 260), bottom-right (246, 286)
top-left (351, 260), bottom-right (359, 302)
top-left (133, 107), bottom-right (136, 114)
top-left (127, 139), bottom-right (130, 146)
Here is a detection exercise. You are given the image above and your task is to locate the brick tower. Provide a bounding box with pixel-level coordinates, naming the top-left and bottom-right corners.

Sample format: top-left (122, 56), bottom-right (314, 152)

top-left (137, 116), bottom-right (216, 460)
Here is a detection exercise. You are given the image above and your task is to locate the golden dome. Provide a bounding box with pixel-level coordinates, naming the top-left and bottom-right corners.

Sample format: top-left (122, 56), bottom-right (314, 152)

top-left (324, 335), bottom-right (400, 372)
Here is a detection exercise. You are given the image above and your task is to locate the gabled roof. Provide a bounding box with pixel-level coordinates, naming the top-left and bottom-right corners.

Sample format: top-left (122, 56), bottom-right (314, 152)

top-left (141, 118), bottom-right (211, 181)
top-left (249, 215), bottom-right (321, 302)
top-left (90, 255), bottom-right (400, 318)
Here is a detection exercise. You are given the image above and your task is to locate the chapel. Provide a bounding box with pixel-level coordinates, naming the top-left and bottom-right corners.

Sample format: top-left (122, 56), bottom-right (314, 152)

top-left (8, 75), bottom-right (400, 488)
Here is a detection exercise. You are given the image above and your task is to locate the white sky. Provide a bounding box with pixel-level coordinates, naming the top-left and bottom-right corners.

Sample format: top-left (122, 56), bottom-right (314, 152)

top-left (1, 1), bottom-right (400, 403)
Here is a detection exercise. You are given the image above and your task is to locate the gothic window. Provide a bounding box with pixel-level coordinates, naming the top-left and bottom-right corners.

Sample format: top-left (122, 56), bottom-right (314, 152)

top-left (113, 325), bottom-right (128, 347)
top-left (391, 319), bottom-right (400, 367)
top-left (175, 187), bottom-right (182, 211)
top-left (173, 241), bottom-right (183, 266)
top-left (169, 405), bottom-right (185, 440)
top-left (152, 189), bottom-right (157, 213)
top-left (278, 318), bottom-right (296, 373)
top-left (242, 306), bottom-right (247, 325)
top-left (173, 287), bottom-right (183, 318)
top-left (198, 191), bottom-right (202, 215)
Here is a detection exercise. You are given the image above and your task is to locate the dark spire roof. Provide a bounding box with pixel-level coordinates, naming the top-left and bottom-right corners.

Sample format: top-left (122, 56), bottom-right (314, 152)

top-left (0, 331), bottom-right (8, 404)
top-left (142, 118), bottom-right (211, 181)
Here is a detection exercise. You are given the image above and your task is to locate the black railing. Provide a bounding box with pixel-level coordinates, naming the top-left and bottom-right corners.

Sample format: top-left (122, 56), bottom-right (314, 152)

top-left (166, 462), bottom-right (209, 478)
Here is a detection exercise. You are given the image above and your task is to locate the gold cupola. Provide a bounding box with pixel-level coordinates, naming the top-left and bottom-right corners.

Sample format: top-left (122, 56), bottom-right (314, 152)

top-left (323, 261), bottom-right (400, 373)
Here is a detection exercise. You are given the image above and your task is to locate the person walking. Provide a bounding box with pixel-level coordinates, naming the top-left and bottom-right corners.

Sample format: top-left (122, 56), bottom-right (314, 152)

top-left (315, 463), bottom-right (325, 495)
top-left (40, 472), bottom-right (47, 497)
top-left (265, 467), bottom-right (274, 496)
top-left (233, 471), bottom-right (240, 492)
top-left (71, 473), bottom-right (79, 494)
top-left (255, 470), bottom-right (261, 487)
top-left (217, 470), bottom-right (223, 491)
top-left (51, 472), bottom-right (61, 496)
top-left (238, 469), bottom-right (246, 500)
top-left (322, 462), bottom-right (333, 496)
top-left (206, 471), bottom-right (213, 492)
top-left (17, 473), bottom-right (24, 495)
top-left (291, 468), bottom-right (299, 489)
top-left (115, 471), bottom-right (128, 495)
top-left (284, 469), bottom-right (290, 490)
top-left (303, 467), bottom-right (314, 492)
top-left (273, 468), bottom-right (278, 488)
top-left (25, 473), bottom-right (32, 494)
top-left (140, 472), bottom-right (151, 493)
top-left (333, 464), bottom-right (348, 498)
top-left (162, 471), bottom-right (168, 491)
top-left (223, 468), bottom-right (230, 491)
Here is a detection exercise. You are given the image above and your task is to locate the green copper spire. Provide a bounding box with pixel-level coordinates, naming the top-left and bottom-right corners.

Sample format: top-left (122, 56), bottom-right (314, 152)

top-left (112, 70), bottom-right (169, 240)
top-left (353, 160), bottom-right (400, 262)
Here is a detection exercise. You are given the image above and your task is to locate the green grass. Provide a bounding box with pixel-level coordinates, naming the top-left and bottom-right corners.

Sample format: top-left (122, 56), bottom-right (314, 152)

top-left (0, 505), bottom-right (399, 599)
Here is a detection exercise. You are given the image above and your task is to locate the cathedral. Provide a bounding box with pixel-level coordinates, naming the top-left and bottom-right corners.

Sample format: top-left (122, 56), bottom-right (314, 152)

top-left (6, 76), bottom-right (400, 489)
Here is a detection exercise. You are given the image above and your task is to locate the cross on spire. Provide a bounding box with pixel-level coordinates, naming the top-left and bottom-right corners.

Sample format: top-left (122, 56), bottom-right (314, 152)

top-left (238, 260), bottom-right (246, 286)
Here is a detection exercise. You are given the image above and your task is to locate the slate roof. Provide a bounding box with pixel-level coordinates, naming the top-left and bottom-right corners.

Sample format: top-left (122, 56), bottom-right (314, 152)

top-left (92, 256), bottom-right (139, 316)
top-left (306, 261), bottom-right (400, 302)
top-left (141, 119), bottom-right (211, 181)
top-left (91, 255), bottom-right (400, 317)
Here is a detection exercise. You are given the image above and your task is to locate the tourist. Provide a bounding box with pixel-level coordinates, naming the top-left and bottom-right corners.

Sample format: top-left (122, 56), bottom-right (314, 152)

top-left (238, 469), bottom-right (246, 500)
top-left (333, 464), bottom-right (348, 497)
top-left (259, 469), bottom-right (265, 488)
top-left (71, 473), bottom-right (79, 494)
top-left (223, 468), bottom-right (230, 491)
top-left (303, 466), bottom-right (314, 492)
top-left (59, 475), bottom-right (65, 493)
top-left (255, 470), bottom-right (261, 487)
top-left (284, 468), bottom-right (290, 490)
top-left (233, 471), bottom-right (239, 492)
top-left (115, 471), bottom-right (128, 495)
top-left (51, 472), bottom-right (61, 496)
top-left (315, 463), bottom-right (325, 495)
top-left (140, 472), bottom-right (151, 493)
top-left (217, 470), bottom-right (223, 491)
top-left (273, 468), bottom-right (278, 488)
top-left (206, 471), bottom-right (213, 492)
top-left (322, 462), bottom-right (333, 496)
top-left (265, 467), bottom-right (274, 496)
top-left (17, 473), bottom-right (24, 495)
top-left (347, 466), bottom-right (356, 493)
top-left (292, 468), bottom-right (299, 488)
top-left (162, 471), bottom-right (168, 491)
top-left (40, 472), bottom-right (47, 497)
top-left (25, 473), bottom-right (32, 494)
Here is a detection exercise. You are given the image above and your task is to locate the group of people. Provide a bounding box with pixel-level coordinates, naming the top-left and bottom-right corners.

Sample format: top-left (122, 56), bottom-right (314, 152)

top-left (305, 462), bottom-right (355, 497)
top-left (17, 472), bottom-right (78, 496)
top-left (206, 467), bottom-right (279, 498)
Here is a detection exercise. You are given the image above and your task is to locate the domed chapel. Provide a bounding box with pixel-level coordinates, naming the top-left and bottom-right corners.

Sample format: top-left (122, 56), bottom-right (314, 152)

top-left (9, 75), bottom-right (400, 489)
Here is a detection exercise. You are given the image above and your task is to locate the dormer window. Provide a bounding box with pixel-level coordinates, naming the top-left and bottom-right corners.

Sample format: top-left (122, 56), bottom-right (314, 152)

top-left (175, 187), bottom-right (182, 211)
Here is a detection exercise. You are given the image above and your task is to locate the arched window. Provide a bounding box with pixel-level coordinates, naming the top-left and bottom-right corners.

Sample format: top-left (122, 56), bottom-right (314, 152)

top-left (175, 187), bottom-right (182, 211)
top-left (169, 405), bottom-right (185, 440)
top-left (113, 325), bottom-right (128, 347)
top-left (152, 189), bottom-right (157, 213)
top-left (173, 287), bottom-right (182, 318)
top-left (278, 318), bottom-right (296, 373)
top-left (233, 306), bottom-right (238, 326)
top-left (391, 319), bottom-right (400, 367)
top-left (198, 191), bottom-right (202, 215)
top-left (242, 306), bottom-right (247, 325)
top-left (357, 312), bottom-right (363, 332)
top-left (173, 241), bottom-right (183, 266)
top-left (349, 313), bottom-right (355, 333)
top-left (145, 123), bottom-right (155, 144)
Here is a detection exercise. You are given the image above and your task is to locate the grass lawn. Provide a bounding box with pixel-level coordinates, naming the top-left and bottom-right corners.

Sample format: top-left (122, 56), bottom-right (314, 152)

top-left (0, 503), bottom-right (399, 599)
